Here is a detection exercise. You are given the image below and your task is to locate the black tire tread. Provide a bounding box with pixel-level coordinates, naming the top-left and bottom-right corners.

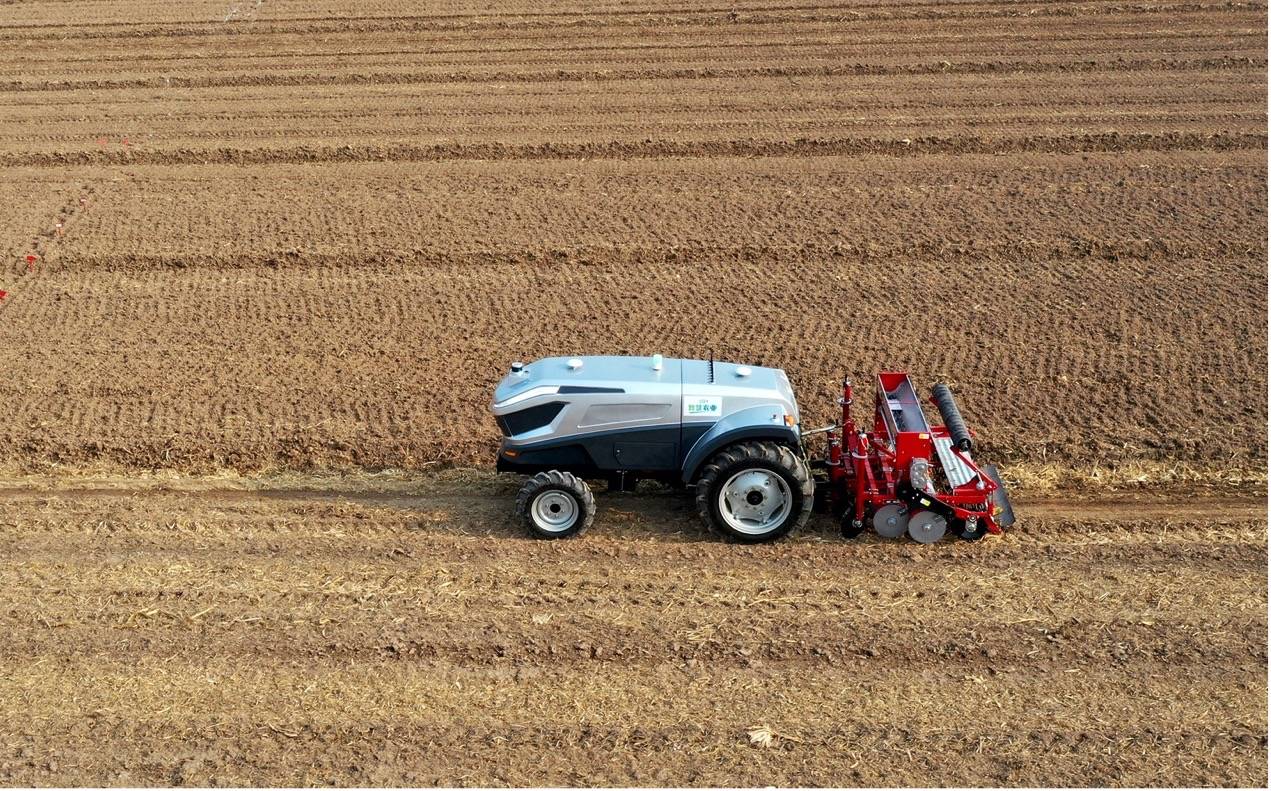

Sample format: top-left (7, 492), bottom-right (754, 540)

top-left (694, 441), bottom-right (813, 543)
top-left (515, 470), bottom-right (595, 539)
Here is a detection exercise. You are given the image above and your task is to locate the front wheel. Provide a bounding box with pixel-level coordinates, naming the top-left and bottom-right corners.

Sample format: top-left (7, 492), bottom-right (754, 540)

top-left (515, 470), bottom-right (595, 539)
top-left (695, 441), bottom-right (813, 543)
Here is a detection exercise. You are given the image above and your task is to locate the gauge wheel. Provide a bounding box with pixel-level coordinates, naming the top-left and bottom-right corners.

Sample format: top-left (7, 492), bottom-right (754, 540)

top-left (840, 511), bottom-right (866, 539)
top-left (956, 515), bottom-right (989, 541)
top-left (515, 470), bottom-right (595, 539)
top-left (695, 441), bottom-right (813, 543)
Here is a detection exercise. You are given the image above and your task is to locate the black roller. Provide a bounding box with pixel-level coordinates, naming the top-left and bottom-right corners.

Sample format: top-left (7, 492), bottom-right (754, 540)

top-left (931, 383), bottom-right (973, 452)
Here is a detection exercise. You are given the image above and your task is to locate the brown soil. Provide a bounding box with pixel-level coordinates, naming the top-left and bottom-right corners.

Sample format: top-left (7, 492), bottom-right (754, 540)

top-left (0, 474), bottom-right (1265, 786)
top-left (0, 2), bottom-right (1265, 786)
top-left (0, 0), bottom-right (1265, 474)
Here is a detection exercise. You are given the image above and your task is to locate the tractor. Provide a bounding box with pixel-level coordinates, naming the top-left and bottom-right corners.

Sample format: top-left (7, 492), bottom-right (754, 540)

top-left (492, 355), bottom-right (1013, 542)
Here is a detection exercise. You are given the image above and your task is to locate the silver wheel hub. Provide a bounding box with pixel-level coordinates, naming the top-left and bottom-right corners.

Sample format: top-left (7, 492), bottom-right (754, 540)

top-left (531, 490), bottom-right (578, 532)
top-left (719, 468), bottom-right (792, 536)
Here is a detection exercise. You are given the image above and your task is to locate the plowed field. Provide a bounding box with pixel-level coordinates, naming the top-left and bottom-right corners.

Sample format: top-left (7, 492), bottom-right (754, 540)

top-left (0, 0), bottom-right (1265, 473)
top-left (0, 0), bottom-right (1266, 787)
top-left (0, 474), bottom-right (1266, 786)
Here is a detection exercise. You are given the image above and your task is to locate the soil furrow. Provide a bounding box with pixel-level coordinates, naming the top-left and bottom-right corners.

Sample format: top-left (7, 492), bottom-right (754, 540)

top-left (0, 618), bottom-right (1262, 667)
top-left (2, 720), bottom-right (1262, 786)
top-left (27, 240), bottom-right (1266, 274)
top-left (7, 28), bottom-right (1266, 68)
top-left (0, 2), bottom-right (1260, 40)
top-left (0, 131), bottom-right (1262, 168)
top-left (2, 56), bottom-right (1262, 93)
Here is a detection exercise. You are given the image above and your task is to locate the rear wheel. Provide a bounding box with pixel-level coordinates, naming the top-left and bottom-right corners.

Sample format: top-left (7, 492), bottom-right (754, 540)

top-left (695, 441), bottom-right (813, 543)
top-left (516, 470), bottom-right (595, 539)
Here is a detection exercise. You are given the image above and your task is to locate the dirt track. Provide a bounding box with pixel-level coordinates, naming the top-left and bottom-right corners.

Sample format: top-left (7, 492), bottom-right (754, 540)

top-left (0, 473), bottom-right (1266, 786)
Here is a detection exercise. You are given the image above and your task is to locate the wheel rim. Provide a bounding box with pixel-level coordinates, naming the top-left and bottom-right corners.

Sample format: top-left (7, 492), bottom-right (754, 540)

top-left (531, 490), bottom-right (578, 532)
top-left (718, 468), bottom-right (793, 536)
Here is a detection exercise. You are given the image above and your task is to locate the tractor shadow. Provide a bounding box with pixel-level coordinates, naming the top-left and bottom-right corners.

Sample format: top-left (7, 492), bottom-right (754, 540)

top-left (583, 487), bottom-right (846, 543)
top-left (250, 478), bottom-right (848, 543)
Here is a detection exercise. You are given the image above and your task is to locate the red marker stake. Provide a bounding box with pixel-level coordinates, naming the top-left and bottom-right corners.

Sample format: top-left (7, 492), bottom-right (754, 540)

top-left (0, 289), bottom-right (8, 301)
top-left (25, 254), bottom-right (37, 272)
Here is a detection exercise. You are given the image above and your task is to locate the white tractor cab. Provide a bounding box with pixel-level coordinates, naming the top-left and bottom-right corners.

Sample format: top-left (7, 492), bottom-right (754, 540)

top-left (492, 355), bottom-right (813, 541)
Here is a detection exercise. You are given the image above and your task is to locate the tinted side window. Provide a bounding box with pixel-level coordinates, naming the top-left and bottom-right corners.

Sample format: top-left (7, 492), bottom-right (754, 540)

top-left (498, 402), bottom-right (566, 436)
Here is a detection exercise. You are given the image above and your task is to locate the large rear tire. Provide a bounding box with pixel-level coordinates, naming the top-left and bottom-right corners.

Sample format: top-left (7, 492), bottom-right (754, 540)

top-left (516, 470), bottom-right (595, 539)
top-left (695, 441), bottom-right (813, 543)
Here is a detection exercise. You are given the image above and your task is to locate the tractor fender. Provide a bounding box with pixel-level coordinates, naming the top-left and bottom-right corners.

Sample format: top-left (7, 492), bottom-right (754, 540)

top-left (680, 405), bottom-right (800, 484)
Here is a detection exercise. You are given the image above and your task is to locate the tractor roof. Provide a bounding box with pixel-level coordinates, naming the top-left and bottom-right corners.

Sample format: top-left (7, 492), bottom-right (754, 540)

top-left (493, 355), bottom-right (788, 406)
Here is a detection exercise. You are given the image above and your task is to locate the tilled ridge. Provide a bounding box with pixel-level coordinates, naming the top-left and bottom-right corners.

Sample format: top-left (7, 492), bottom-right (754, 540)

top-left (0, 484), bottom-right (1264, 785)
top-left (0, 56), bottom-right (1263, 93)
top-left (1, 131), bottom-right (1263, 167)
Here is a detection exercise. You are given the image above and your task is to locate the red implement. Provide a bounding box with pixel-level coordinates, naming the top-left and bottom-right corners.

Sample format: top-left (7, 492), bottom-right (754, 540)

top-left (822, 372), bottom-right (1014, 542)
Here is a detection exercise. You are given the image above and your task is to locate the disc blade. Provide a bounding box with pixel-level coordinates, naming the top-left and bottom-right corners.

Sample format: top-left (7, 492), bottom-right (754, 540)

top-left (872, 503), bottom-right (909, 539)
top-left (907, 510), bottom-right (947, 544)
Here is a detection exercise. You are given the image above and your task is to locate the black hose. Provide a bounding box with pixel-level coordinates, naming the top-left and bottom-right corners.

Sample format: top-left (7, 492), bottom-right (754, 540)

top-left (931, 383), bottom-right (973, 451)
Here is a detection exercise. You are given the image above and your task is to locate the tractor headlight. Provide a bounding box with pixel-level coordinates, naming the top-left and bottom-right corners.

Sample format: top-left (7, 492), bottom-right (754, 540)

top-left (909, 458), bottom-right (934, 494)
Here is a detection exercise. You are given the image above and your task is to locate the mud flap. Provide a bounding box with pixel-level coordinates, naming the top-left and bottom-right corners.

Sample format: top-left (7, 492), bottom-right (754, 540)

top-left (982, 464), bottom-right (1016, 528)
